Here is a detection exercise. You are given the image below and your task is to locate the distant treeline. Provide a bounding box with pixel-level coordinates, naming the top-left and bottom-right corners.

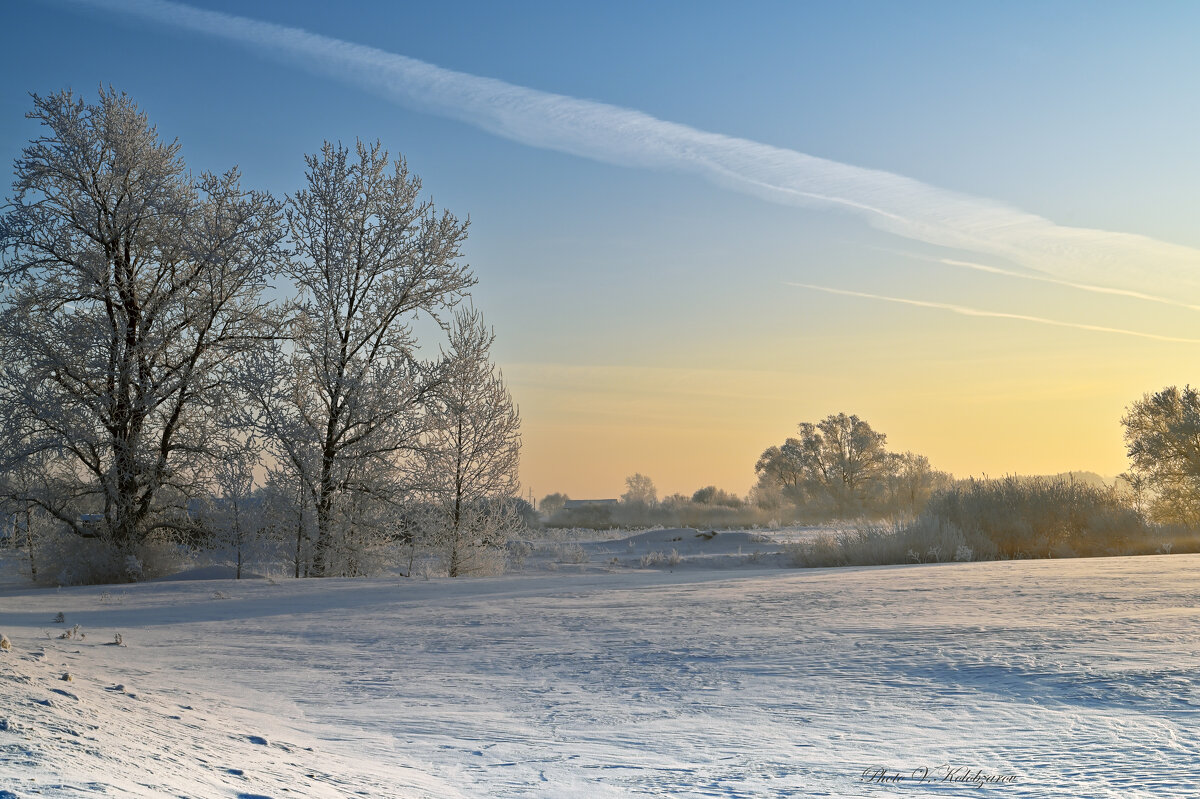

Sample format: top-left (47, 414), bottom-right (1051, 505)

top-left (547, 393), bottom-right (1200, 568)
top-left (542, 413), bottom-right (952, 529)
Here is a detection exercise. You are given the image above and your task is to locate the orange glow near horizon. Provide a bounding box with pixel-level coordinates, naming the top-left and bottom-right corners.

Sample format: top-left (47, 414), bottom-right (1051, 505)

top-left (506, 301), bottom-right (1197, 501)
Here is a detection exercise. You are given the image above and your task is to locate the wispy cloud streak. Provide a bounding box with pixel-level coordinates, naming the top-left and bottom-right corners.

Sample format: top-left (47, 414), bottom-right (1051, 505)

top-left (939, 258), bottom-right (1200, 313)
top-left (787, 283), bottom-right (1200, 344)
top-left (875, 247), bottom-right (1200, 313)
top-left (67, 0), bottom-right (1200, 303)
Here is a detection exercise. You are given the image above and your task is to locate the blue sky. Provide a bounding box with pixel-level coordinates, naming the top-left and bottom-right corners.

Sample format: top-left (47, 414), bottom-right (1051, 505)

top-left (5, 1), bottom-right (1200, 498)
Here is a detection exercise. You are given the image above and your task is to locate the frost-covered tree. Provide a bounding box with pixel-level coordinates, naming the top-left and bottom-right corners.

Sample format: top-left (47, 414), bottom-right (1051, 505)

top-left (539, 492), bottom-right (569, 516)
top-left (884, 452), bottom-right (950, 518)
top-left (0, 449), bottom-right (54, 582)
top-left (754, 442), bottom-right (807, 500)
top-left (0, 88), bottom-right (284, 559)
top-left (241, 140), bottom-right (473, 577)
top-left (421, 308), bottom-right (521, 577)
top-left (756, 413), bottom-right (892, 517)
top-left (204, 445), bottom-right (260, 580)
top-left (622, 473), bottom-right (657, 506)
top-left (1122, 385), bottom-right (1200, 526)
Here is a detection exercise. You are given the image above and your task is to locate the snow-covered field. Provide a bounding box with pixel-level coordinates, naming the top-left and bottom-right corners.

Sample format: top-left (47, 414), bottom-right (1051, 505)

top-left (2, 530), bottom-right (1199, 797)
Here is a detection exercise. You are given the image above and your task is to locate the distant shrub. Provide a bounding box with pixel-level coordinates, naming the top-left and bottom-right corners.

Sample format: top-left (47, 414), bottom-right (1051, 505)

top-left (1111, 523), bottom-right (1200, 557)
top-left (926, 476), bottom-right (1145, 558)
top-left (35, 529), bottom-right (191, 586)
top-left (556, 542), bottom-right (588, 564)
top-left (786, 475), bottom-right (1169, 569)
top-left (786, 519), bottom-right (996, 568)
top-left (546, 504), bottom-right (618, 529)
top-left (640, 550), bottom-right (671, 568)
top-left (690, 486), bottom-right (743, 507)
top-left (506, 540), bottom-right (533, 571)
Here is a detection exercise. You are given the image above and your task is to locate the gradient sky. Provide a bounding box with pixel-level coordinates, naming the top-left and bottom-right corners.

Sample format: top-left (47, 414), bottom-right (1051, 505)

top-left (4, 1), bottom-right (1200, 501)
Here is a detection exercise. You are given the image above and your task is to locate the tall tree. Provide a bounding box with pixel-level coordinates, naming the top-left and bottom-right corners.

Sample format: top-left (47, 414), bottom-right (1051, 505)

top-left (421, 307), bottom-right (521, 577)
top-left (243, 140), bottom-right (474, 577)
top-left (756, 413), bottom-right (892, 517)
top-left (1122, 385), bottom-right (1200, 526)
top-left (0, 88), bottom-right (283, 558)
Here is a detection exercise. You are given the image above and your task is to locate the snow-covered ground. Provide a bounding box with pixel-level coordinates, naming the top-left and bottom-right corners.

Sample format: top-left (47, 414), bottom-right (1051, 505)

top-left (2, 530), bottom-right (1199, 797)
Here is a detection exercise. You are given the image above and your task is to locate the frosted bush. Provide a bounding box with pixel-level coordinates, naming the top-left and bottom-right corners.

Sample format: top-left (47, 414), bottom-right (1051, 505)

top-left (640, 551), bottom-right (665, 567)
top-left (38, 530), bottom-right (191, 585)
top-left (786, 517), bottom-right (997, 568)
top-left (459, 545), bottom-right (508, 576)
top-left (57, 625), bottom-right (83, 640)
top-left (556, 542), bottom-right (588, 564)
top-left (506, 540), bottom-right (533, 571)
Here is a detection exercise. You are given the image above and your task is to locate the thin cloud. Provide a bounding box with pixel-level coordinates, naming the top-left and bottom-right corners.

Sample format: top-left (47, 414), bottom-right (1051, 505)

top-left (940, 258), bottom-right (1200, 313)
top-left (872, 247), bottom-right (1200, 313)
top-left (787, 283), bottom-right (1200, 344)
top-left (66, 0), bottom-right (1200, 303)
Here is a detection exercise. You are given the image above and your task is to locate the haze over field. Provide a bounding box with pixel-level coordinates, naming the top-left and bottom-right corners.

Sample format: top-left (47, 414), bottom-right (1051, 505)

top-left (5, 1), bottom-right (1200, 498)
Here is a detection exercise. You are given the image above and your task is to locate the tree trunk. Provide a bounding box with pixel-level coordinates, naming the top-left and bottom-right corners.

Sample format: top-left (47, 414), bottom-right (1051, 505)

top-left (294, 482), bottom-right (306, 579)
top-left (233, 503), bottom-right (243, 580)
top-left (311, 406), bottom-right (342, 577)
top-left (24, 503), bottom-right (36, 582)
top-left (312, 469), bottom-right (335, 577)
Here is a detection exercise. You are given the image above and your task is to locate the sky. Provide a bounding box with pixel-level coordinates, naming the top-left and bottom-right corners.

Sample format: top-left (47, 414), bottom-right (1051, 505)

top-left (4, 1), bottom-right (1200, 501)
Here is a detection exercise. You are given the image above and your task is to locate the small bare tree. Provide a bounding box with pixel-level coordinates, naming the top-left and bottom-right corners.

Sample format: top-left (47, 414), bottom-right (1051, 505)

top-left (0, 88), bottom-right (284, 564)
top-left (422, 308), bottom-right (521, 577)
top-left (207, 444), bottom-right (260, 580)
top-left (0, 448), bottom-right (53, 582)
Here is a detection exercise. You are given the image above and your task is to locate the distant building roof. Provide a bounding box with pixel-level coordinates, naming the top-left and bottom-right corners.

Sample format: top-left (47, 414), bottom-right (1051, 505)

top-left (562, 499), bottom-right (619, 509)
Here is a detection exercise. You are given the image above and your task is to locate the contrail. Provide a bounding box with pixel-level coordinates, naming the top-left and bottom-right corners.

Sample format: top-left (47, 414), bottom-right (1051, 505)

top-left (939, 258), bottom-right (1200, 313)
top-left (787, 283), bottom-right (1200, 344)
top-left (62, 0), bottom-right (1200, 304)
top-left (871, 247), bottom-right (1200, 313)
